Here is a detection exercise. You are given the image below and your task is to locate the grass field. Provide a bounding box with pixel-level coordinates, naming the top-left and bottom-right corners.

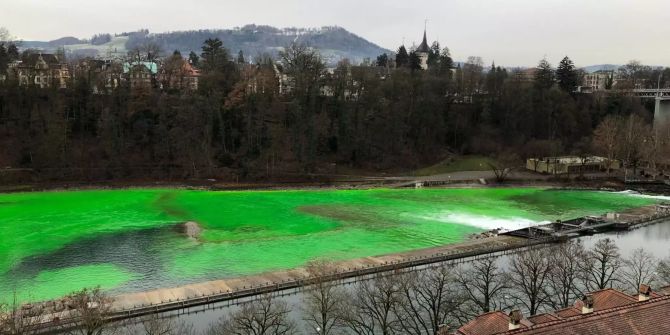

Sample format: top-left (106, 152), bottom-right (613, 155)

top-left (413, 156), bottom-right (497, 176)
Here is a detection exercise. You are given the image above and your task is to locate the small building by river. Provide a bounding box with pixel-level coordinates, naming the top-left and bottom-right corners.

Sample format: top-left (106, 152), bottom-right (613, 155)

top-left (526, 156), bottom-right (621, 175)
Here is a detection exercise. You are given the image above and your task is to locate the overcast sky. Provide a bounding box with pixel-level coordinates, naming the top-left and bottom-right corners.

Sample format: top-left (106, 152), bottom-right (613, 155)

top-left (4, 0), bottom-right (670, 67)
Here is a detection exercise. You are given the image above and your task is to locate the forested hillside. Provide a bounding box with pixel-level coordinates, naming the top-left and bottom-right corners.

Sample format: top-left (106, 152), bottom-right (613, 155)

top-left (0, 39), bottom-right (667, 184)
top-left (21, 25), bottom-right (391, 65)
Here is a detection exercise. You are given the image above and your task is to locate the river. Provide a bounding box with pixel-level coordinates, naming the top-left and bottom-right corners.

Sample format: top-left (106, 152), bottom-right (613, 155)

top-left (0, 187), bottom-right (667, 333)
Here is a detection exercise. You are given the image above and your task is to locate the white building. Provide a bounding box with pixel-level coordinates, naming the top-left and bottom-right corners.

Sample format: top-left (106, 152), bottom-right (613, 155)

top-left (581, 71), bottom-right (614, 92)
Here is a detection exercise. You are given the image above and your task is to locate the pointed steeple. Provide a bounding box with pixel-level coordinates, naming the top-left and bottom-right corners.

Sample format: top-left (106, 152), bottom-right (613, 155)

top-left (417, 27), bottom-right (430, 53)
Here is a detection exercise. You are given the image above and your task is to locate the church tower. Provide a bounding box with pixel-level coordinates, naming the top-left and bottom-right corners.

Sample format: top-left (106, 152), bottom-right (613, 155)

top-left (416, 29), bottom-right (430, 70)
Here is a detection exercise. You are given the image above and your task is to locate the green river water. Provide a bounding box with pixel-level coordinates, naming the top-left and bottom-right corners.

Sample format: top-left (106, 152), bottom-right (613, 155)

top-left (0, 187), bottom-right (659, 303)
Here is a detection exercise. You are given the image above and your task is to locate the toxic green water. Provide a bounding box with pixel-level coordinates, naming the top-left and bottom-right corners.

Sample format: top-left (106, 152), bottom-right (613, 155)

top-left (0, 188), bottom-right (658, 303)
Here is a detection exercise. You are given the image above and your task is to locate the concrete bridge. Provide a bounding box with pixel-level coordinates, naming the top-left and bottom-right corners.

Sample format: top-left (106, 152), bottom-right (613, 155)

top-left (619, 89), bottom-right (670, 129)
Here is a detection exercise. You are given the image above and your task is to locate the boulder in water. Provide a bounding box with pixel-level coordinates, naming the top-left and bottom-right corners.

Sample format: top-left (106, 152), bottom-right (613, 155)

top-left (176, 221), bottom-right (202, 239)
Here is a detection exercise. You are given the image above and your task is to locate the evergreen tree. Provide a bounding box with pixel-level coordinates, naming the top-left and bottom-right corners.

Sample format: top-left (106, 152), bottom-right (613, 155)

top-left (486, 62), bottom-right (497, 94)
top-left (437, 47), bottom-right (454, 76)
top-left (376, 53), bottom-right (389, 67)
top-left (237, 50), bottom-right (245, 64)
top-left (188, 51), bottom-right (199, 66)
top-left (201, 38), bottom-right (230, 73)
top-left (173, 49), bottom-right (181, 56)
top-left (395, 45), bottom-right (409, 68)
top-left (428, 41), bottom-right (441, 66)
top-left (0, 43), bottom-right (7, 74)
top-left (556, 56), bottom-right (579, 93)
top-left (7, 43), bottom-right (18, 61)
top-left (408, 51), bottom-right (422, 71)
top-left (534, 58), bottom-right (555, 91)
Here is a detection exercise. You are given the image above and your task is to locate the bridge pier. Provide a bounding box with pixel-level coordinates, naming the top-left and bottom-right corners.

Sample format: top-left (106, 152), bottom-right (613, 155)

top-left (654, 98), bottom-right (670, 129)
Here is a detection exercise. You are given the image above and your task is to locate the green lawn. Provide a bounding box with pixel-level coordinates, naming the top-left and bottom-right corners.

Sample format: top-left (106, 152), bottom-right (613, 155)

top-left (413, 156), bottom-right (496, 176)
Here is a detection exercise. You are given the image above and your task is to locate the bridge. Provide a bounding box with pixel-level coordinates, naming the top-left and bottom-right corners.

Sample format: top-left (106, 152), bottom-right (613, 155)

top-left (601, 89), bottom-right (670, 129)
top-left (630, 88), bottom-right (670, 99)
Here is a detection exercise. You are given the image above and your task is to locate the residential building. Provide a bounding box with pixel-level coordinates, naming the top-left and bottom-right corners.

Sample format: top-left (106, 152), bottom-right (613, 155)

top-left (272, 62), bottom-right (292, 95)
top-left (526, 156), bottom-right (621, 174)
top-left (580, 70), bottom-right (614, 92)
top-left (450, 285), bottom-right (670, 335)
top-left (12, 53), bottom-right (70, 88)
top-left (123, 61), bottom-right (158, 89)
top-left (513, 68), bottom-right (537, 83)
top-left (73, 58), bottom-right (123, 93)
top-left (159, 58), bottom-right (200, 91)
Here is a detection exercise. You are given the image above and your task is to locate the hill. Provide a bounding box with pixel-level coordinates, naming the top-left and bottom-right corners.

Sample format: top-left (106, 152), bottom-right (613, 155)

top-left (21, 25), bottom-right (392, 65)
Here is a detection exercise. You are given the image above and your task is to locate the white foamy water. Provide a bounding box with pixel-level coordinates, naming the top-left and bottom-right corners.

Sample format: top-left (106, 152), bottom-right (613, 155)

top-left (418, 212), bottom-right (550, 231)
top-left (616, 190), bottom-right (670, 201)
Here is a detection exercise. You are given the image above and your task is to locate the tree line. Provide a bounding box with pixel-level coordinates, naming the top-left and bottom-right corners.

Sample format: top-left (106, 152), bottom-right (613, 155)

top-left (0, 31), bottom-right (667, 183)
top-left (2, 239), bottom-right (669, 334)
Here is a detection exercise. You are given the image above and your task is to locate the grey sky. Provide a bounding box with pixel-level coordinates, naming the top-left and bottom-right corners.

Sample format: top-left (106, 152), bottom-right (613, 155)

top-left (3, 0), bottom-right (670, 67)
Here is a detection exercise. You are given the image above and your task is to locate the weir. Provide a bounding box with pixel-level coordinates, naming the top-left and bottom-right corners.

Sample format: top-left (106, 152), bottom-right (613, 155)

top-left (19, 202), bottom-right (670, 334)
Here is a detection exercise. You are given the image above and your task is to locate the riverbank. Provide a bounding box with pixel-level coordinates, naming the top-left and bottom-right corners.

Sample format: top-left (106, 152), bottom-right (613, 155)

top-left (0, 170), bottom-right (661, 195)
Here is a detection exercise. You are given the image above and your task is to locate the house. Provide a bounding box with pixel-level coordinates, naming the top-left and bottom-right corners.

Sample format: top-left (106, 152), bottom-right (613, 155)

top-left (526, 156), bottom-right (621, 175)
top-left (13, 53), bottom-right (70, 88)
top-left (513, 68), bottom-right (537, 83)
top-left (272, 62), bottom-right (292, 95)
top-left (73, 58), bottom-right (123, 93)
top-left (159, 58), bottom-right (200, 91)
top-left (450, 285), bottom-right (670, 335)
top-left (123, 61), bottom-right (158, 89)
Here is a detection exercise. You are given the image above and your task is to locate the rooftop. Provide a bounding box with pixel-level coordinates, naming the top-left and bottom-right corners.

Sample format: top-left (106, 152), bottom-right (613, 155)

top-left (454, 285), bottom-right (670, 335)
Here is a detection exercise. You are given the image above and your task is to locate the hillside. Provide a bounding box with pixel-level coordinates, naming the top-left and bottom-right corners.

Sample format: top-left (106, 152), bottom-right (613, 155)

top-left (21, 25), bottom-right (392, 65)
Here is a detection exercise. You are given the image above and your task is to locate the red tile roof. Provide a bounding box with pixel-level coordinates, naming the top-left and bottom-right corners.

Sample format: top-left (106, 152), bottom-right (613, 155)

top-left (526, 313), bottom-right (559, 325)
top-left (455, 287), bottom-right (670, 335)
top-left (553, 307), bottom-right (580, 318)
top-left (573, 288), bottom-right (637, 311)
top-left (502, 296), bottom-right (670, 335)
top-left (458, 311), bottom-right (524, 335)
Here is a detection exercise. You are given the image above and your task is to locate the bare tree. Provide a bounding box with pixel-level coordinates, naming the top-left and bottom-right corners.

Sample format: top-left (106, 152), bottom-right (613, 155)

top-left (454, 257), bottom-right (510, 320)
top-left (394, 265), bottom-right (463, 335)
top-left (658, 257), bottom-right (670, 285)
top-left (207, 294), bottom-right (296, 335)
top-left (0, 291), bottom-right (44, 335)
top-left (64, 287), bottom-right (116, 335)
top-left (301, 260), bottom-right (346, 335)
top-left (123, 313), bottom-right (195, 335)
top-left (617, 114), bottom-right (650, 177)
top-left (621, 248), bottom-right (658, 293)
top-left (339, 274), bottom-right (402, 335)
top-left (580, 238), bottom-right (622, 291)
top-left (593, 115), bottom-right (621, 175)
top-left (462, 56), bottom-right (485, 95)
top-left (488, 151), bottom-right (520, 183)
top-left (643, 124), bottom-right (670, 178)
top-left (0, 27), bottom-right (11, 42)
top-left (547, 242), bottom-right (586, 309)
top-left (509, 248), bottom-right (552, 315)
